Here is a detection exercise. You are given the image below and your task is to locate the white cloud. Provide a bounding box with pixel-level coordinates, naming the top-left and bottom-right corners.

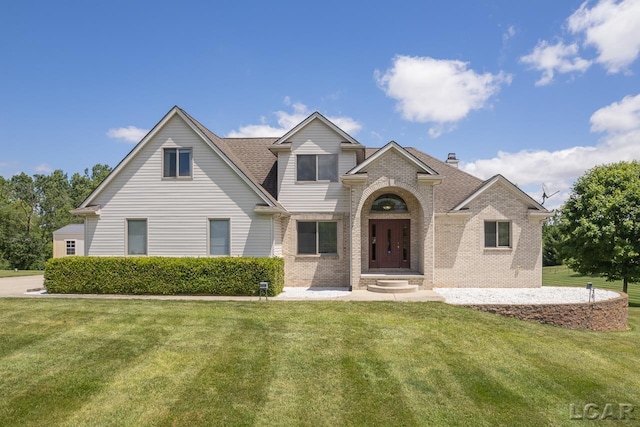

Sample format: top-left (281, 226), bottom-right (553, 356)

top-left (590, 93), bottom-right (640, 132)
top-left (568, 0), bottom-right (640, 73)
top-left (520, 40), bottom-right (592, 85)
top-left (462, 92), bottom-right (640, 209)
top-left (227, 100), bottom-right (362, 137)
top-left (375, 55), bottom-right (511, 137)
top-left (106, 126), bottom-right (149, 143)
top-left (503, 25), bottom-right (516, 42)
top-left (34, 163), bottom-right (52, 173)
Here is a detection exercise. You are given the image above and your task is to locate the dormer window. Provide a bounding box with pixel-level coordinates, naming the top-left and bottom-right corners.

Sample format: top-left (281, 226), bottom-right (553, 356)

top-left (297, 154), bottom-right (338, 182)
top-left (163, 148), bottom-right (192, 178)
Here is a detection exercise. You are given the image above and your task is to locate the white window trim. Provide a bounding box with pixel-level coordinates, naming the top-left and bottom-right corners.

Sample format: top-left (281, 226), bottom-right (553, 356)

top-left (208, 218), bottom-right (231, 256)
top-left (162, 146), bottom-right (193, 179)
top-left (65, 239), bottom-right (76, 256)
top-left (295, 154), bottom-right (338, 183)
top-left (125, 218), bottom-right (148, 256)
top-left (484, 220), bottom-right (512, 250)
top-left (296, 220), bottom-right (340, 257)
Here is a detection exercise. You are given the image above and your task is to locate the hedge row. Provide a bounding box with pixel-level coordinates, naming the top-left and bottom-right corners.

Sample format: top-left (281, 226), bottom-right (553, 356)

top-left (44, 256), bottom-right (284, 296)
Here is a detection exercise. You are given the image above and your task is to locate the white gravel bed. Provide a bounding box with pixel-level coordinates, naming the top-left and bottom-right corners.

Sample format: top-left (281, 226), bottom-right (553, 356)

top-left (433, 287), bottom-right (620, 305)
top-left (277, 287), bottom-right (351, 299)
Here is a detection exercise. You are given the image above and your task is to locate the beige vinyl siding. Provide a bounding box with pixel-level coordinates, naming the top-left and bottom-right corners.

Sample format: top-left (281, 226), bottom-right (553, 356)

top-left (277, 119), bottom-right (355, 212)
top-left (86, 115), bottom-right (272, 257)
top-left (52, 233), bottom-right (84, 258)
top-left (273, 216), bottom-right (283, 257)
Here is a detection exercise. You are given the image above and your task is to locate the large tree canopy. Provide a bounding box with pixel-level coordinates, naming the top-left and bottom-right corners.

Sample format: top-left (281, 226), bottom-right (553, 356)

top-left (0, 164), bottom-right (111, 269)
top-left (558, 161), bottom-right (640, 294)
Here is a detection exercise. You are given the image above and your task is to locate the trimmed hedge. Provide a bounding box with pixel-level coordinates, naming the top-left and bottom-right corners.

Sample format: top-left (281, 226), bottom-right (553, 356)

top-left (44, 256), bottom-right (284, 296)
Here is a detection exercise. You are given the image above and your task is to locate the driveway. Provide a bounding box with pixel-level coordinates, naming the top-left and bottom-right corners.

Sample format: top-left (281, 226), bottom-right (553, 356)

top-left (0, 275), bottom-right (45, 297)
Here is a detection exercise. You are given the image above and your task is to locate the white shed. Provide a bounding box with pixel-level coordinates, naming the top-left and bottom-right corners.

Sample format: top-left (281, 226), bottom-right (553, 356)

top-left (53, 223), bottom-right (84, 258)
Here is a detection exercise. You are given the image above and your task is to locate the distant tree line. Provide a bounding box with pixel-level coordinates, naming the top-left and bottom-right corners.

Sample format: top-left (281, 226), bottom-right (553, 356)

top-left (0, 164), bottom-right (111, 270)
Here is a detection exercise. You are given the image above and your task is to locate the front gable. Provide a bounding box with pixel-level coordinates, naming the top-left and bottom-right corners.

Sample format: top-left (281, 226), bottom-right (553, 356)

top-left (79, 106), bottom-right (280, 212)
top-left (275, 113), bottom-right (362, 212)
top-left (343, 141), bottom-right (442, 187)
top-left (453, 175), bottom-right (550, 217)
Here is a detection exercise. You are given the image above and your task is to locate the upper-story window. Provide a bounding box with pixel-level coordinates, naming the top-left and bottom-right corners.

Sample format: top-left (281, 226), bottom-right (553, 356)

top-left (163, 148), bottom-right (192, 178)
top-left (297, 154), bottom-right (338, 182)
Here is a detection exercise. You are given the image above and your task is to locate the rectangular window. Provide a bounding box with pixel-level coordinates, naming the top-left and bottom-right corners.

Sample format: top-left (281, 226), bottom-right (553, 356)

top-left (127, 219), bottom-right (147, 255)
top-left (209, 219), bottom-right (230, 255)
top-left (65, 240), bottom-right (76, 256)
top-left (296, 154), bottom-right (338, 182)
top-left (163, 148), bottom-right (192, 177)
top-left (297, 221), bottom-right (337, 255)
top-left (484, 221), bottom-right (510, 248)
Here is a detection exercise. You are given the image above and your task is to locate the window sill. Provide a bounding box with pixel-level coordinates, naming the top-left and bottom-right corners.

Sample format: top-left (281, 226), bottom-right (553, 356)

top-left (296, 253), bottom-right (339, 259)
top-left (162, 176), bottom-right (193, 181)
top-left (295, 180), bottom-right (337, 184)
top-left (483, 247), bottom-right (512, 251)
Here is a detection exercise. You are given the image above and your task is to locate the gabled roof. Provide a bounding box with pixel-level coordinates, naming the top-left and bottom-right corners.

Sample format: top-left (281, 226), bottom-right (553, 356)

top-left (80, 106), bottom-right (285, 211)
top-left (453, 174), bottom-right (548, 212)
top-left (364, 147), bottom-right (484, 212)
top-left (273, 111), bottom-right (363, 146)
top-left (350, 141), bottom-right (438, 175)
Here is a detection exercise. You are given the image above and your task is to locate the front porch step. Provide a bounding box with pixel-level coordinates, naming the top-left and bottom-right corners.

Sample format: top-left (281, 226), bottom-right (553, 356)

top-left (368, 280), bottom-right (419, 294)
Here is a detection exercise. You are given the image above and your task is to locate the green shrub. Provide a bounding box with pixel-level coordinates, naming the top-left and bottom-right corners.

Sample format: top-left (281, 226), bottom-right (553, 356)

top-left (44, 257), bottom-right (284, 296)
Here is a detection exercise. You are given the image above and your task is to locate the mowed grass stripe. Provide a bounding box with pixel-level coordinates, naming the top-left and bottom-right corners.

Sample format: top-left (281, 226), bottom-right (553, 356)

top-left (60, 303), bottom-right (235, 426)
top-left (157, 314), bottom-right (278, 426)
top-left (255, 304), bottom-right (349, 426)
top-left (0, 300), bottom-right (639, 426)
top-left (0, 303), bottom-right (168, 425)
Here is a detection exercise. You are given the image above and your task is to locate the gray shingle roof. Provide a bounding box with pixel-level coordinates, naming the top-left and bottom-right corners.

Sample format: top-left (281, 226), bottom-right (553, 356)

top-left (178, 109), bottom-right (283, 209)
top-left (53, 223), bottom-right (84, 235)
top-left (180, 108), bottom-right (483, 214)
top-left (365, 147), bottom-right (484, 212)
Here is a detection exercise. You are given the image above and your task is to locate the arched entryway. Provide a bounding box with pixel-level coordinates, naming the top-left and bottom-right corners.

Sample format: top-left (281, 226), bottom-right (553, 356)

top-left (360, 187), bottom-right (425, 274)
top-left (369, 194), bottom-right (410, 268)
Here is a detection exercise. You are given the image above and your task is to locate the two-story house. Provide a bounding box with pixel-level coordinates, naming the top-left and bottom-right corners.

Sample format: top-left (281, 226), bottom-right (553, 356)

top-left (72, 106), bottom-right (551, 289)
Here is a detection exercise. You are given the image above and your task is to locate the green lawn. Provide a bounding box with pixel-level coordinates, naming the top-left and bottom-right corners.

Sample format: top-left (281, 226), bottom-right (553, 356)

top-left (0, 270), bottom-right (43, 278)
top-left (0, 299), bottom-right (638, 426)
top-left (543, 265), bottom-right (640, 306)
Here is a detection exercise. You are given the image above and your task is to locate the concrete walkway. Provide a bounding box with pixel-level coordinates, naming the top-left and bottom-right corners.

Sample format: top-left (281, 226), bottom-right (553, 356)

top-left (0, 275), bottom-right (444, 302)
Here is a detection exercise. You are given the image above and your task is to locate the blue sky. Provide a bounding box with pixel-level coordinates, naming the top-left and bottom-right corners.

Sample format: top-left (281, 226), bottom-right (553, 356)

top-left (2, 0), bottom-right (639, 209)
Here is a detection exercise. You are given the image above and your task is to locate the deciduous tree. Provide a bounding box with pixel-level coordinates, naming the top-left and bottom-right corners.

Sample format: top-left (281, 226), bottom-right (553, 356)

top-left (558, 161), bottom-right (640, 294)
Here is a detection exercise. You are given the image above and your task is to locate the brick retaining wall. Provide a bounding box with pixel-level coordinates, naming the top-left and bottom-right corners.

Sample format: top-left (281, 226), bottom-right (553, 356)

top-left (461, 292), bottom-right (628, 331)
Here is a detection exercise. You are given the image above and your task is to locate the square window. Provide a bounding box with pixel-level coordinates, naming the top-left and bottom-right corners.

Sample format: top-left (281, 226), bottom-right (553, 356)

top-left (210, 219), bottom-right (230, 255)
top-left (127, 219), bottom-right (147, 255)
top-left (484, 221), bottom-right (510, 248)
top-left (297, 221), bottom-right (337, 255)
top-left (164, 148), bottom-right (192, 178)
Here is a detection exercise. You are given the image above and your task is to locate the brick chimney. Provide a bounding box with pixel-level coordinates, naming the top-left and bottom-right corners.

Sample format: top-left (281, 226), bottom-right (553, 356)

top-left (445, 153), bottom-right (459, 168)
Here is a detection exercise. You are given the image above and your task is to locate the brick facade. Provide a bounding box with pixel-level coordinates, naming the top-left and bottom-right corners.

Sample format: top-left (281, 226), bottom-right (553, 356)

top-left (434, 183), bottom-right (545, 288)
top-left (281, 213), bottom-right (350, 287)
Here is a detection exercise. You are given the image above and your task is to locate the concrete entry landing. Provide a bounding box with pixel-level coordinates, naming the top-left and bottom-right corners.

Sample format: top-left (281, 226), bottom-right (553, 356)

top-left (368, 279), bottom-right (419, 294)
